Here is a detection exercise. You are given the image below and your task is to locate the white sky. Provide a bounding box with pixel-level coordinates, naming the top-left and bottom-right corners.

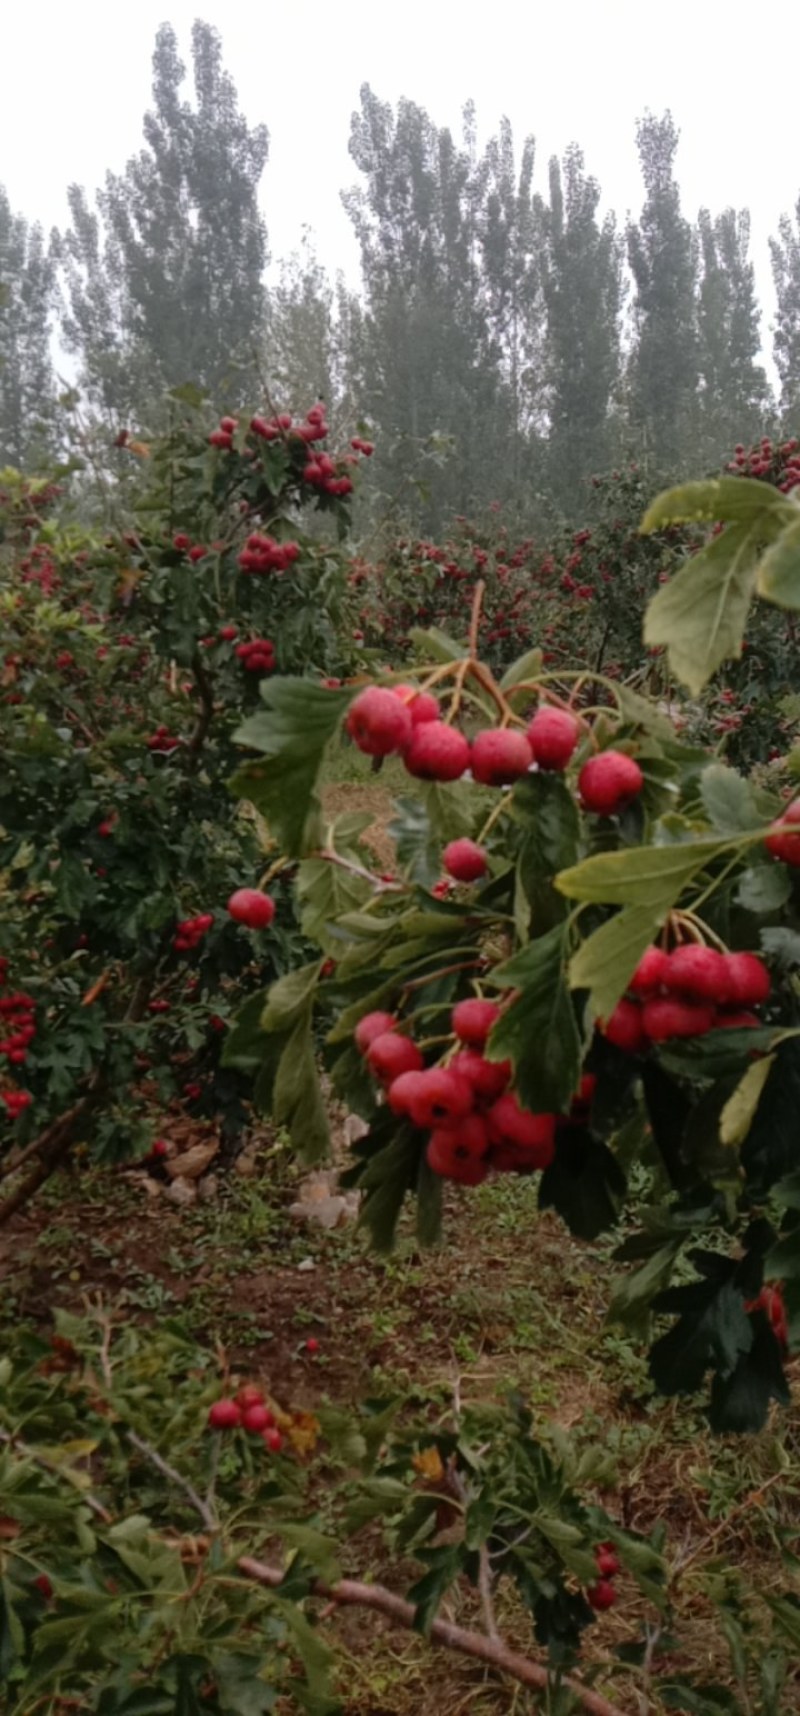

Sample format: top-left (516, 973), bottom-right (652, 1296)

top-left (2, 0), bottom-right (797, 348)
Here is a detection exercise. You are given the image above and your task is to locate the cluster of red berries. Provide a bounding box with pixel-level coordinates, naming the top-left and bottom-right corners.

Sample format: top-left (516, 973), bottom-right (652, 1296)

top-left (343, 685), bottom-right (643, 814)
top-left (729, 436), bottom-right (800, 491)
top-left (354, 1002), bottom-right (559, 1185)
top-left (238, 533), bottom-right (300, 575)
top-left (746, 1284), bottom-right (789, 1352)
top-left (0, 988), bottom-right (37, 1068)
top-left (302, 452), bottom-right (354, 497)
top-left (251, 404), bottom-right (328, 444)
top-left (227, 888), bottom-right (276, 929)
top-left (146, 726), bottom-right (181, 753)
top-left (208, 414), bottom-right (239, 450)
top-left (172, 534), bottom-right (207, 562)
top-left (602, 945), bottom-right (771, 1051)
top-left (350, 436), bottom-right (375, 456)
top-left (207, 1382), bottom-right (283, 1451)
top-left (172, 913), bottom-right (214, 954)
top-left (235, 638), bottom-right (276, 673)
top-left (587, 1542), bottom-right (621, 1612)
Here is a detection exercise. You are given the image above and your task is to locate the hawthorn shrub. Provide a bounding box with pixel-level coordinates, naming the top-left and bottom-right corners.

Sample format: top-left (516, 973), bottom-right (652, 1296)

top-left (0, 400), bottom-right (366, 1197)
top-left (228, 478), bottom-right (800, 1437)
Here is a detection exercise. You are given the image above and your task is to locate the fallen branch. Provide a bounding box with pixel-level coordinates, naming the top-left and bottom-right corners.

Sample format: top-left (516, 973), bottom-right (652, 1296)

top-left (239, 1556), bottom-right (627, 1716)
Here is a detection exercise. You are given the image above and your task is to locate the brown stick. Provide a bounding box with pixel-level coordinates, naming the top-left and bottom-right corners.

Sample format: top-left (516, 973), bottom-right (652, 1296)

top-left (238, 1557), bottom-right (627, 1716)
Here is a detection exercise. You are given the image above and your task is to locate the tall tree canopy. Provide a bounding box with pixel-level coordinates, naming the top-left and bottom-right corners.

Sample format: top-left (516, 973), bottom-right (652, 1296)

top-left (0, 187), bottom-right (57, 468)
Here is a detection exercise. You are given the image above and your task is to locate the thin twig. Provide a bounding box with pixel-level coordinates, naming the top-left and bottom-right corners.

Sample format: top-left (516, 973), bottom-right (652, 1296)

top-left (0, 1428), bottom-right (113, 1524)
top-left (126, 1430), bottom-right (218, 1533)
top-left (238, 1557), bottom-right (628, 1716)
top-left (186, 650), bottom-right (215, 769)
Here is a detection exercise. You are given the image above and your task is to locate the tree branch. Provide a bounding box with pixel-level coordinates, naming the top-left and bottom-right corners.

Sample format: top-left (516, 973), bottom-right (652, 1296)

top-left (239, 1557), bottom-right (627, 1716)
top-left (127, 1430), bottom-right (218, 1532)
top-left (186, 649), bottom-right (215, 769)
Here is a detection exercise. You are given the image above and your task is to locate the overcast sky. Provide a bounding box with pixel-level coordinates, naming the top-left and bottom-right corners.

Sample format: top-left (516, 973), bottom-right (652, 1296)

top-left (2, 0), bottom-right (797, 347)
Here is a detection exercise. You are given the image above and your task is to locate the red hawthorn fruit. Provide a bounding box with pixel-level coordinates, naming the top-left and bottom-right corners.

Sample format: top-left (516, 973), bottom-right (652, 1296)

top-left (189, 545), bottom-right (207, 562)
top-left (629, 946), bottom-right (671, 996)
top-left (227, 888), bottom-right (276, 929)
top-left (242, 1404), bottom-right (272, 1433)
top-left (236, 1383), bottom-right (265, 1409)
top-left (527, 706), bottom-right (580, 771)
top-left (219, 416), bottom-right (238, 434)
top-left (208, 1399), bottom-right (242, 1430)
top-left (641, 998), bottom-right (715, 1041)
top-left (725, 951), bottom-right (771, 1007)
top-left (765, 797), bottom-right (800, 865)
top-left (487, 1093), bottom-right (556, 1160)
top-left (208, 429), bottom-right (233, 449)
top-left (345, 686), bottom-right (412, 758)
top-left (595, 1544), bottom-right (621, 1578)
top-left (354, 1011), bottom-right (398, 1053)
top-left (716, 1009), bottom-right (760, 1029)
top-left (392, 684), bottom-right (440, 724)
top-left (305, 1337), bottom-right (320, 1354)
top-left (746, 1284), bottom-right (789, 1349)
top-left (262, 1427), bottom-right (284, 1452)
top-left (578, 751), bottom-right (644, 816)
top-left (173, 533), bottom-right (191, 551)
top-left (427, 1125), bottom-right (489, 1184)
top-left (587, 1580), bottom-right (617, 1611)
top-left (34, 1573), bottom-right (53, 1600)
top-left (601, 998), bottom-right (645, 1053)
top-left (450, 1049), bottom-right (512, 1101)
top-left (451, 997), bottom-right (501, 1046)
top-left (366, 1031), bottom-right (425, 1084)
top-left (250, 415), bottom-right (277, 439)
top-left (404, 722), bottom-right (471, 781)
top-left (386, 1069), bottom-right (428, 1115)
top-left (470, 728), bottom-right (533, 786)
top-left (443, 838), bottom-right (488, 882)
top-left (665, 945), bottom-right (732, 1005)
top-left (402, 1066), bottom-right (475, 1129)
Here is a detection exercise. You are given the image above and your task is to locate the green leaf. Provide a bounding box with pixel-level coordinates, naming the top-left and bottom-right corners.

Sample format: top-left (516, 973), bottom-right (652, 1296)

top-left (539, 1128), bottom-right (626, 1240)
top-left (419, 779), bottom-right (475, 843)
top-left (389, 796), bottom-right (442, 888)
top-left (708, 1320), bottom-right (789, 1433)
top-left (557, 836), bottom-right (737, 907)
top-left (277, 1524), bottom-right (341, 1582)
top-left (649, 1277), bottom-right (751, 1398)
top-left (499, 646), bottom-right (543, 692)
top-left (231, 679), bottom-right (353, 857)
top-left (487, 925), bottom-right (581, 1112)
top-left (408, 1547), bottom-right (463, 1635)
top-left (568, 903), bottom-right (666, 1021)
top-left (408, 626), bottom-right (467, 663)
top-left (765, 1228), bottom-right (800, 1279)
top-left (756, 513), bottom-right (800, 609)
top-left (261, 963), bottom-right (322, 1032)
top-left (607, 1243), bottom-right (682, 1334)
top-left (512, 773), bottom-right (581, 935)
top-left (295, 857), bottom-right (371, 952)
top-left (272, 1005), bottom-right (329, 1162)
top-left (699, 763), bottom-right (763, 834)
top-left (719, 1055), bottom-right (775, 1147)
top-left (737, 863), bottom-right (791, 914)
top-left (641, 476), bottom-right (793, 531)
top-left (643, 521), bottom-right (769, 696)
top-left (221, 990), bottom-right (271, 1072)
top-left (764, 1594), bottom-right (800, 1653)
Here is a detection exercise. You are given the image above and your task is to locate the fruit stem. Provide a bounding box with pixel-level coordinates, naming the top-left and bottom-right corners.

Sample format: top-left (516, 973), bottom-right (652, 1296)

top-left (674, 911), bottom-right (728, 952)
top-left (476, 791), bottom-right (513, 846)
top-left (467, 579), bottom-right (485, 659)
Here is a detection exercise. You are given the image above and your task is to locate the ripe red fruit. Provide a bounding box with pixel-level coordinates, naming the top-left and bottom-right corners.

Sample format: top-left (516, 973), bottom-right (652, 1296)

top-left (366, 1031), bottom-right (425, 1084)
top-left (345, 686), bottom-right (412, 757)
top-left (470, 728), bottom-right (533, 786)
top-left (450, 1050), bottom-right (512, 1101)
top-left (587, 1579), bottom-right (617, 1611)
top-left (595, 1544), bottom-right (621, 1578)
top-left (487, 1094), bottom-right (556, 1164)
top-left (403, 1066), bottom-right (475, 1129)
top-left (208, 429), bottom-right (233, 449)
top-left (392, 684), bottom-right (440, 724)
top-left (208, 1399), bottom-right (242, 1430)
top-left (451, 998), bottom-right (501, 1046)
top-left (354, 1011), bottom-right (397, 1053)
top-left (427, 1122), bottom-right (490, 1184)
top-left (227, 889), bottom-right (276, 929)
top-left (601, 999), bottom-right (645, 1053)
top-left (242, 1404), bottom-right (272, 1433)
top-left (578, 752), bottom-right (644, 816)
top-left (527, 706), bottom-right (580, 771)
top-left (765, 797), bottom-right (800, 865)
top-left (404, 722), bottom-right (470, 781)
top-left (235, 1384), bottom-right (265, 1410)
top-left (386, 1069), bottom-right (428, 1115)
top-left (641, 998), bottom-right (715, 1041)
top-left (262, 1427), bottom-right (283, 1452)
top-left (725, 951), bottom-right (771, 1007)
top-left (716, 1009), bottom-right (760, 1029)
top-left (665, 945), bottom-right (731, 1005)
top-left (219, 416), bottom-right (238, 434)
top-left (746, 1284), bottom-right (788, 1350)
top-left (173, 532), bottom-right (191, 551)
top-left (305, 1337), bottom-right (320, 1354)
top-left (34, 1573), bottom-right (53, 1600)
top-left (629, 946), bottom-right (671, 996)
top-left (443, 838), bottom-right (488, 882)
